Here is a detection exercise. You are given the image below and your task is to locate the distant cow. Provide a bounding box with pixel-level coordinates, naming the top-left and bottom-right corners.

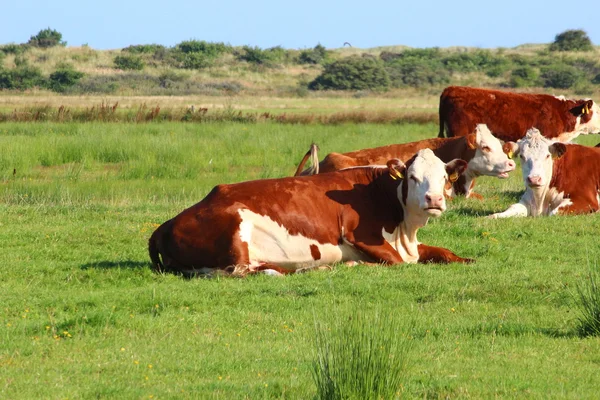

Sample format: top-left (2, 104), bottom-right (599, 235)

top-left (438, 86), bottom-right (600, 142)
top-left (294, 124), bottom-right (516, 199)
top-left (149, 149), bottom-right (472, 277)
top-left (489, 128), bottom-right (600, 218)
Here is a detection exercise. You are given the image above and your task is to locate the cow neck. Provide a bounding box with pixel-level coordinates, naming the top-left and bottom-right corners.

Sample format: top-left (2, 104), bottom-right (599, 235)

top-left (450, 137), bottom-right (477, 196)
top-left (394, 177), bottom-right (429, 259)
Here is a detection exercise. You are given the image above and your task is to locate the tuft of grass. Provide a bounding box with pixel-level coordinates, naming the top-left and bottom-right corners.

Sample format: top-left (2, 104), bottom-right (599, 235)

top-left (312, 309), bottom-right (413, 400)
top-left (575, 267), bottom-right (600, 337)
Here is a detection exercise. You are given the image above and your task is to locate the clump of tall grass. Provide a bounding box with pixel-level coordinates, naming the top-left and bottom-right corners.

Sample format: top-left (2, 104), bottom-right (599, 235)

top-left (312, 309), bottom-right (413, 400)
top-left (574, 267), bottom-right (600, 337)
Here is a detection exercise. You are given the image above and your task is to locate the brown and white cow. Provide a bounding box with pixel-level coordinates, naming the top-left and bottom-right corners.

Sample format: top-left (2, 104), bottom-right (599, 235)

top-left (149, 149), bottom-right (472, 277)
top-left (489, 128), bottom-right (600, 218)
top-left (438, 86), bottom-right (600, 142)
top-left (294, 124), bottom-right (516, 199)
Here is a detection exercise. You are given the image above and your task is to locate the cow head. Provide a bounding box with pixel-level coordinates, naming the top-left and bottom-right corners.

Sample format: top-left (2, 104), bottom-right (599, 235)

top-left (510, 128), bottom-right (566, 190)
top-left (572, 99), bottom-right (600, 134)
top-left (397, 149), bottom-right (467, 217)
top-left (465, 124), bottom-right (516, 178)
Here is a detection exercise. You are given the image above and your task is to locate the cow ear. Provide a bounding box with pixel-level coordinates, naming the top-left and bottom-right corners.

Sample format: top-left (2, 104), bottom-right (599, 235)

top-left (466, 132), bottom-right (477, 150)
top-left (446, 159), bottom-right (468, 182)
top-left (571, 100), bottom-right (593, 116)
top-left (549, 143), bottom-right (567, 159)
top-left (503, 141), bottom-right (519, 159)
top-left (386, 158), bottom-right (406, 180)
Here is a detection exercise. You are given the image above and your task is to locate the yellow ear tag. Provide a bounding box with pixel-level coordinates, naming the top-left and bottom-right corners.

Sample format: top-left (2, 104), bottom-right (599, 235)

top-left (507, 151), bottom-right (513, 159)
top-left (389, 170), bottom-right (403, 180)
top-left (449, 172), bottom-right (459, 182)
top-left (585, 105), bottom-right (590, 114)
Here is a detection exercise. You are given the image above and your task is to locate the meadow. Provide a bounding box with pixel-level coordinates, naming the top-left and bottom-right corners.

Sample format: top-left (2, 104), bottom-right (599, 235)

top-left (2, 120), bottom-right (600, 399)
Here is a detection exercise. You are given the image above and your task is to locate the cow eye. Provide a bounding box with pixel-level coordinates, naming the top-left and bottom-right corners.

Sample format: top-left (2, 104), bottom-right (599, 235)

top-left (546, 154), bottom-right (551, 159)
top-left (409, 175), bottom-right (419, 183)
top-left (482, 146), bottom-right (491, 152)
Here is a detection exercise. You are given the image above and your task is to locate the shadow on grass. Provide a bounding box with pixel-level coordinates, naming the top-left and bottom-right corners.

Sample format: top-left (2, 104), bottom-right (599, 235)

top-left (80, 260), bottom-right (150, 270)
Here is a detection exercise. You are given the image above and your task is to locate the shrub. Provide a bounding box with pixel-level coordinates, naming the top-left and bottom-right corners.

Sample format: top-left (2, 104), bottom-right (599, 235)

top-left (48, 66), bottom-right (85, 92)
top-left (122, 44), bottom-right (166, 54)
top-left (237, 46), bottom-right (282, 65)
top-left (384, 49), bottom-right (449, 88)
top-left (574, 268), bottom-right (600, 337)
top-left (540, 64), bottom-right (582, 89)
top-left (27, 28), bottom-right (66, 48)
top-left (0, 43), bottom-right (28, 55)
top-left (298, 44), bottom-right (329, 65)
top-left (181, 52), bottom-right (215, 69)
top-left (312, 310), bottom-right (412, 400)
top-left (509, 66), bottom-right (539, 87)
top-left (175, 40), bottom-right (231, 57)
top-left (550, 29), bottom-right (593, 52)
top-left (0, 65), bottom-right (46, 90)
top-left (309, 55), bottom-right (390, 91)
top-left (114, 55), bottom-right (145, 71)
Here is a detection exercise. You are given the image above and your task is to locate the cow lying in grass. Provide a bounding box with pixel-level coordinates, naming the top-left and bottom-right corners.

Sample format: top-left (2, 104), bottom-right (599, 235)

top-left (489, 128), bottom-right (600, 218)
top-left (149, 149), bottom-right (472, 277)
top-left (294, 124), bottom-right (515, 199)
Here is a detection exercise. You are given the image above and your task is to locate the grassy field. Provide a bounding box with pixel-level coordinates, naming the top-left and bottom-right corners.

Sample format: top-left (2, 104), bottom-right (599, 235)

top-left (2, 121), bottom-right (600, 399)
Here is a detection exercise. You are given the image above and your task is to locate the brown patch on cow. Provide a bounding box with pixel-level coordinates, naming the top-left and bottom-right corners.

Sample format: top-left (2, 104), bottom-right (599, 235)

top-left (310, 244), bottom-right (321, 260)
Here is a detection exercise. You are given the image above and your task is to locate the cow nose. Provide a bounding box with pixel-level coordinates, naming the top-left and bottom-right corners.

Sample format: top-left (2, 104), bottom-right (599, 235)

top-left (506, 159), bottom-right (516, 170)
top-left (527, 175), bottom-right (542, 186)
top-left (425, 193), bottom-right (443, 206)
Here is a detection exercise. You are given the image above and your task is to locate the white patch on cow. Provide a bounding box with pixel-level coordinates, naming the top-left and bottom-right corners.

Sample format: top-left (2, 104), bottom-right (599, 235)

top-left (554, 95), bottom-right (566, 101)
top-left (465, 124), bottom-right (515, 182)
top-left (237, 209), bottom-right (363, 272)
top-left (489, 129), bottom-right (570, 218)
top-left (554, 98), bottom-right (600, 141)
top-left (381, 226), bottom-right (419, 263)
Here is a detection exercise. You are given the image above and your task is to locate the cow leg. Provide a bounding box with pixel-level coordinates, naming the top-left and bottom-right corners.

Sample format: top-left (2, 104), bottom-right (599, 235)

top-left (417, 244), bottom-right (474, 264)
top-left (352, 241), bottom-right (404, 265)
top-left (487, 202), bottom-right (529, 218)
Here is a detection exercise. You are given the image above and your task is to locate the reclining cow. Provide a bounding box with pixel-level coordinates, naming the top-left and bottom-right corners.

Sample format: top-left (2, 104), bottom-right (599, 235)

top-left (438, 86), bottom-right (600, 142)
top-left (149, 149), bottom-right (473, 277)
top-left (294, 124), bottom-right (515, 199)
top-left (489, 128), bottom-right (600, 218)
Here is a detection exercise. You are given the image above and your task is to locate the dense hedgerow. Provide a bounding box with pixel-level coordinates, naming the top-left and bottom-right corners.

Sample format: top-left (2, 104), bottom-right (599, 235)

top-left (309, 55), bottom-right (390, 90)
top-left (48, 64), bottom-right (85, 92)
top-left (0, 63), bottom-right (45, 90)
top-left (298, 44), bottom-right (329, 65)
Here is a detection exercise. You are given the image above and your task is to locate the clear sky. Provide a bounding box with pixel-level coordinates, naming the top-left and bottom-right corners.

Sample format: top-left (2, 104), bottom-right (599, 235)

top-left (1, 0), bottom-right (598, 50)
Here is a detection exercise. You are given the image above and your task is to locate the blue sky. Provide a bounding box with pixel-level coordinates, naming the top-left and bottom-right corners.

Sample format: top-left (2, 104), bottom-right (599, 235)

top-left (2, 0), bottom-right (598, 50)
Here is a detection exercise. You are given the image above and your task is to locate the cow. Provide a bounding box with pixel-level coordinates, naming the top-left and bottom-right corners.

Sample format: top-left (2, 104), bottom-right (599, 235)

top-left (488, 128), bottom-right (600, 218)
top-left (294, 124), bottom-right (516, 199)
top-left (438, 86), bottom-right (600, 142)
top-left (149, 149), bottom-right (473, 277)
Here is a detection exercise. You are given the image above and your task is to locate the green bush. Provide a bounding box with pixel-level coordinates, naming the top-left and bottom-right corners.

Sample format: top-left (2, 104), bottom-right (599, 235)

top-left (27, 28), bottom-right (66, 48)
top-left (383, 49), bottom-right (449, 87)
top-left (114, 55), bottom-right (145, 71)
top-left (509, 66), bottom-right (539, 87)
top-left (309, 55), bottom-right (390, 90)
top-left (0, 43), bottom-right (28, 55)
top-left (175, 40), bottom-right (231, 57)
top-left (122, 44), bottom-right (166, 54)
top-left (540, 64), bottom-right (582, 89)
top-left (48, 65), bottom-right (85, 92)
top-left (550, 29), bottom-right (593, 52)
top-left (180, 52), bottom-right (215, 69)
top-left (0, 65), bottom-right (46, 90)
top-left (237, 46), bottom-right (282, 65)
top-left (298, 44), bottom-right (329, 65)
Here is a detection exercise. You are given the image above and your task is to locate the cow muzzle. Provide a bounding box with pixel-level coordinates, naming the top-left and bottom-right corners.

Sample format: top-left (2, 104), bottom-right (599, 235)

top-left (527, 175), bottom-right (543, 187)
top-left (498, 159), bottom-right (516, 178)
top-left (424, 193), bottom-right (445, 216)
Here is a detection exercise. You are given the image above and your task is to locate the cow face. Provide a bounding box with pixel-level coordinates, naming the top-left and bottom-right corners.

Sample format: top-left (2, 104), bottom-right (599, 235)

top-left (466, 124), bottom-right (516, 178)
top-left (514, 128), bottom-right (566, 189)
top-left (400, 149), bottom-right (467, 217)
top-left (573, 100), bottom-right (600, 134)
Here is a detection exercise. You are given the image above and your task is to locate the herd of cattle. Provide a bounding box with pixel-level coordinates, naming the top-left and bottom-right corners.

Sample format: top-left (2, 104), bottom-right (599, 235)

top-left (149, 86), bottom-right (600, 277)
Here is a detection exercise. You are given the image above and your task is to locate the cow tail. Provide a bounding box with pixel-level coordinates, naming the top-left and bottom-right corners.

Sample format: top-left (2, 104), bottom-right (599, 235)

top-left (148, 224), bottom-right (165, 273)
top-left (293, 143), bottom-right (320, 176)
top-left (438, 106), bottom-right (446, 138)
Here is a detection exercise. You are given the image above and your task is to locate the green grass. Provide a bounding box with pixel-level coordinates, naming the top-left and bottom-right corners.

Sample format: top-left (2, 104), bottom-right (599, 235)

top-left (2, 122), bottom-right (600, 399)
